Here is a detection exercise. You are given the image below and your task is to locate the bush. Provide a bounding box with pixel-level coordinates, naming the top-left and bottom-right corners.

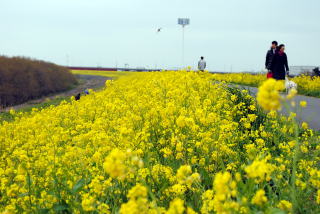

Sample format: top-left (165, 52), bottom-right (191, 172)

top-left (0, 56), bottom-right (77, 107)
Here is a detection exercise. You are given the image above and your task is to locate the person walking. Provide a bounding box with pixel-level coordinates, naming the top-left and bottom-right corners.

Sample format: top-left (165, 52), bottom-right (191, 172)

top-left (265, 41), bottom-right (278, 78)
top-left (84, 88), bottom-right (90, 95)
top-left (198, 56), bottom-right (206, 72)
top-left (270, 44), bottom-right (289, 80)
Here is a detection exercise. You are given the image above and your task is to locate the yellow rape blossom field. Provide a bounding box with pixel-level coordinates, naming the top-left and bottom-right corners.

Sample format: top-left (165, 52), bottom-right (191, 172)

top-left (211, 73), bottom-right (320, 98)
top-left (71, 70), bottom-right (132, 79)
top-left (1, 71), bottom-right (320, 213)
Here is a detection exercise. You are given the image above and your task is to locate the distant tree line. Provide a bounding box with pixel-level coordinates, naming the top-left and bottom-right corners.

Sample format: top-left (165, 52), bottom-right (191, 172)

top-left (0, 56), bottom-right (77, 107)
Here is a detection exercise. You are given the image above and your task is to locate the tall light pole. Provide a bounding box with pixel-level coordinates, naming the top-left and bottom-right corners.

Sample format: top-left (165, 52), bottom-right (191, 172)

top-left (178, 18), bottom-right (190, 68)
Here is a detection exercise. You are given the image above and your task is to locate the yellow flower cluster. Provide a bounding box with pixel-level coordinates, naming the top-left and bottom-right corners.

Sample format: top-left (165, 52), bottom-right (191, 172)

top-left (71, 69), bottom-right (132, 79)
top-left (251, 189), bottom-right (267, 206)
top-left (256, 78), bottom-right (284, 111)
top-left (245, 156), bottom-right (275, 183)
top-left (277, 200), bottom-right (292, 212)
top-left (0, 70), bottom-right (319, 213)
top-left (103, 149), bottom-right (127, 180)
top-left (119, 184), bottom-right (157, 214)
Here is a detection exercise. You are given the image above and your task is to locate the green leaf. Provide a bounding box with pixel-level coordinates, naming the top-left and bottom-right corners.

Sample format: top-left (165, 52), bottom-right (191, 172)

top-left (53, 204), bottom-right (68, 212)
top-left (72, 178), bottom-right (85, 193)
top-left (266, 208), bottom-right (286, 214)
top-left (38, 208), bottom-right (50, 214)
top-left (53, 200), bottom-right (70, 212)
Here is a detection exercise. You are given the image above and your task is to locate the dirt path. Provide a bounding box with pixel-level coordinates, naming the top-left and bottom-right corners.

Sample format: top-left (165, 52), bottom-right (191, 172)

top-left (2, 75), bottom-right (111, 111)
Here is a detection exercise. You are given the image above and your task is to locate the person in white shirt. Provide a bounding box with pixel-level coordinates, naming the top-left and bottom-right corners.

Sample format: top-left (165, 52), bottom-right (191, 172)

top-left (198, 56), bottom-right (206, 71)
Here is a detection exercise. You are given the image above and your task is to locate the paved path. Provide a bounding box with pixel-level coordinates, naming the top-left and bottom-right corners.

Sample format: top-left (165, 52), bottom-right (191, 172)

top-left (231, 84), bottom-right (320, 131)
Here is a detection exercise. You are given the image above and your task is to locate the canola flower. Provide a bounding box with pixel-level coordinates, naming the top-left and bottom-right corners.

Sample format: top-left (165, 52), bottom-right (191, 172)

top-left (251, 189), bottom-right (267, 206)
top-left (71, 69), bottom-right (132, 79)
top-left (256, 78), bottom-right (284, 111)
top-left (300, 100), bottom-right (307, 108)
top-left (245, 156), bottom-right (275, 183)
top-left (103, 149), bottom-right (127, 180)
top-left (0, 70), bottom-right (319, 213)
top-left (119, 184), bottom-right (157, 214)
top-left (277, 200), bottom-right (292, 212)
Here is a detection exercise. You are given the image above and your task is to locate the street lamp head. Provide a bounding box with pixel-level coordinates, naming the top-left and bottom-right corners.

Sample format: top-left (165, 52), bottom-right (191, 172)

top-left (178, 18), bottom-right (190, 27)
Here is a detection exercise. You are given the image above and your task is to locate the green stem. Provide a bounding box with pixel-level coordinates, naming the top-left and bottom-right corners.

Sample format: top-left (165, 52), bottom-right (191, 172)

top-left (291, 120), bottom-right (300, 213)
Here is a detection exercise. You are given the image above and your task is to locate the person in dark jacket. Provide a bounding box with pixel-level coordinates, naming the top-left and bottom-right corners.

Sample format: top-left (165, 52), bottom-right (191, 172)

top-left (75, 93), bottom-right (81, 101)
top-left (270, 44), bottom-right (289, 80)
top-left (265, 41), bottom-right (278, 70)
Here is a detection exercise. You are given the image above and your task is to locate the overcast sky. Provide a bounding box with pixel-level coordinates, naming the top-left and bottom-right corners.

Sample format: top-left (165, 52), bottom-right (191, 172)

top-left (1, 0), bottom-right (319, 71)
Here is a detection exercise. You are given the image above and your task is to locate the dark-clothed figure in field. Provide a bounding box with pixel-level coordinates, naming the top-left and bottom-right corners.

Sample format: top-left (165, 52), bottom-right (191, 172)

top-left (75, 93), bottom-right (81, 101)
top-left (265, 41), bottom-right (278, 73)
top-left (270, 44), bottom-right (289, 80)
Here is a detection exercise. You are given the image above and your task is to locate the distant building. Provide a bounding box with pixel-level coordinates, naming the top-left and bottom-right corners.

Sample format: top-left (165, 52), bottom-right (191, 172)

top-left (289, 66), bottom-right (318, 76)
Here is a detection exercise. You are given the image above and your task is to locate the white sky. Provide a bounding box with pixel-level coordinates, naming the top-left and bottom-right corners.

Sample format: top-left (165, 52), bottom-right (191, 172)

top-left (1, 0), bottom-right (320, 71)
